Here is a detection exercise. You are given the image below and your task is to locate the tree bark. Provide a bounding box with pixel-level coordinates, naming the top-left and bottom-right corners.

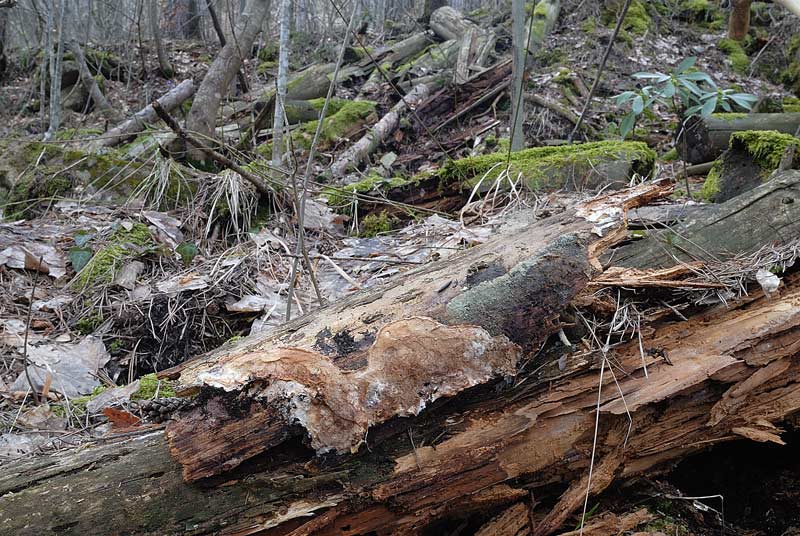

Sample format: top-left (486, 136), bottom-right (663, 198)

top-left (184, 0), bottom-right (268, 160)
top-left (65, 37), bottom-right (119, 121)
top-left (4, 179), bottom-right (800, 535)
top-left (89, 78), bottom-right (195, 148)
top-left (728, 0), bottom-right (752, 40)
top-left (330, 82), bottom-right (435, 177)
top-left (148, 0), bottom-right (175, 78)
top-left (510, 0), bottom-right (525, 151)
top-left (678, 112), bottom-right (800, 164)
top-left (272, 0), bottom-right (290, 167)
top-left (204, 0), bottom-right (248, 93)
top-left (43, 0), bottom-right (65, 141)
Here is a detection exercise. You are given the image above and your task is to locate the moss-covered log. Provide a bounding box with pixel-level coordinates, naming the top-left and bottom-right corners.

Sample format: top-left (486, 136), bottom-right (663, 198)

top-left (701, 130), bottom-right (799, 202)
top-left (678, 112), bottom-right (800, 164)
top-left (437, 140), bottom-right (656, 192)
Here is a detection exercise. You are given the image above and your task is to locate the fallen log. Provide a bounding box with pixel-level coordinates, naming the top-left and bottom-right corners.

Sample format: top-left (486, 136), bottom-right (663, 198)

top-left (89, 78), bottom-right (196, 149)
top-left (4, 181), bottom-right (800, 535)
top-left (330, 82), bottom-right (436, 177)
top-left (609, 169), bottom-right (800, 268)
top-left (678, 112), bottom-right (800, 164)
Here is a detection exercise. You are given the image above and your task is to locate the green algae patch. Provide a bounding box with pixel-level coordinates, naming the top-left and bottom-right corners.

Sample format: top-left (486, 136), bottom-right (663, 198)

top-left (437, 141), bottom-right (657, 192)
top-left (718, 38), bottom-right (750, 74)
top-left (72, 223), bottom-right (155, 289)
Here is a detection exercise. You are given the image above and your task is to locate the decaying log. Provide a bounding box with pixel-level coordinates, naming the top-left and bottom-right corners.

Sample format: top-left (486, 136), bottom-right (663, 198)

top-left (429, 6), bottom-right (496, 69)
top-left (5, 261), bottom-right (800, 535)
top-left (89, 78), bottom-right (195, 148)
top-left (4, 180), bottom-right (800, 535)
top-left (609, 170), bottom-right (800, 268)
top-left (678, 112), bottom-right (800, 164)
top-left (331, 82), bottom-right (436, 177)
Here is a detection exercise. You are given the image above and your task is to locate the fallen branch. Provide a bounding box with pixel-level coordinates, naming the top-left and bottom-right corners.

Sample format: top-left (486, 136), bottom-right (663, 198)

top-left (89, 78), bottom-right (195, 149)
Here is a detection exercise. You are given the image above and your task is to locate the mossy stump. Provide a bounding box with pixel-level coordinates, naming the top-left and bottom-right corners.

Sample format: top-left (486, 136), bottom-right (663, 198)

top-left (702, 130), bottom-right (800, 202)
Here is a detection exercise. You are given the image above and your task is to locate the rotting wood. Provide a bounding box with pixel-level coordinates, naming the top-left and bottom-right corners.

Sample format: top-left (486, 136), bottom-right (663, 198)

top-left (474, 502), bottom-right (530, 536)
top-left (4, 269), bottom-right (800, 535)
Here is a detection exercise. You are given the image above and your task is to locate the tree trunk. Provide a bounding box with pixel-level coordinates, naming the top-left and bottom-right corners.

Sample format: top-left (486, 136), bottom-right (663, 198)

top-left (65, 37), bottom-right (119, 121)
top-left (204, 0), bottom-right (248, 93)
top-left (43, 0), bottom-right (66, 141)
top-left (4, 177), bottom-right (800, 535)
top-left (510, 0), bottom-right (525, 151)
top-left (330, 82), bottom-right (435, 177)
top-left (728, 0), bottom-right (751, 40)
top-left (678, 112), bottom-right (800, 164)
top-left (89, 78), bottom-right (195, 148)
top-left (148, 0), bottom-right (175, 78)
top-left (272, 0), bottom-right (290, 167)
top-left (184, 0), bottom-right (268, 160)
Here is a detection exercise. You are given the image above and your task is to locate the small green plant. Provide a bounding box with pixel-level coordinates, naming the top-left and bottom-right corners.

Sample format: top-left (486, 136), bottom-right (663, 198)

top-left (613, 57), bottom-right (757, 139)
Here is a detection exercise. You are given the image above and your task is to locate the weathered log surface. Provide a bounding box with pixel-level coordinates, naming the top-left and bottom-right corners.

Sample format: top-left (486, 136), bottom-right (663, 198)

top-left (609, 170), bottom-right (800, 268)
top-left (679, 112), bottom-right (800, 164)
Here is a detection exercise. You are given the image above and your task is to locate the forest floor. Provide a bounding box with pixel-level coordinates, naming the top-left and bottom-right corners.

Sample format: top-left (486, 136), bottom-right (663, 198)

top-left (1, 1), bottom-right (800, 534)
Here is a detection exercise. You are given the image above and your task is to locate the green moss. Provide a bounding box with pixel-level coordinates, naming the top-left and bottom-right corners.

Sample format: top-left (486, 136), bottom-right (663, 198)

top-left (307, 97), bottom-right (349, 115)
top-left (710, 112), bottom-right (749, 122)
top-left (785, 97), bottom-right (800, 113)
top-left (438, 141), bottom-right (657, 191)
top-left (730, 130), bottom-right (800, 170)
top-left (661, 147), bottom-right (679, 161)
top-left (76, 312), bottom-right (104, 335)
top-left (603, 0), bottom-right (651, 35)
top-left (72, 223), bottom-right (154, 288)
top-left (132, 373), bottom-right (177, 400)
top-left (295, 100), bottom-right (376, 149)
top-left (45, 175), bottom-right (72, 197)
top-left (359, 211), bottom-right (395, 237)
top-left (324, 173), bottom-right (410, 208)
top-left (701, 160), bottom-right (721, 200)
top-left (718, 38), bottom-right (750, 74)
top-left (258, 43), bottom-right (279, 63)
top-left (256, 60), bottom-right (277, 75)
top-left (580, 18), bottom-right (596, 34)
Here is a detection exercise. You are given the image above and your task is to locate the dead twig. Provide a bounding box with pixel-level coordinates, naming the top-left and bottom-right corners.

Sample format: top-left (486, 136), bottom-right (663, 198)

top-left (23, 256), bottom-right (44, 405)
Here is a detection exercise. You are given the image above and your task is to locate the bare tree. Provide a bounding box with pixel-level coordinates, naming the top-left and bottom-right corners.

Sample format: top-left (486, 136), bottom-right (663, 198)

top-left (43, 0), bottom-right (65, 141)
top-left (148, 0), bottom-right (174, 77)
top-left (272, 0), bottom-right (290, 167)
top-left (184, 0), bottom-right (268, 160)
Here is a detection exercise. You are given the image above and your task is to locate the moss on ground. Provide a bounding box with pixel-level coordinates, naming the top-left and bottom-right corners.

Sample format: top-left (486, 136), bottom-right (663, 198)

top-left (710, 112), bottom-right (748, 122)
top-left (603, 0), bottom-right (651, 35)
top-left (359, 211), bottom-right (395, 237)
top-left (718, 38), bottom-right (750, 74)
top-left (661, 147), bottom-right (679, 161)
top-left (437, 141), bottom-right (657, 191)
top-left (307, 97), bottom-right (349, 115)
top-left (785, 97), bottom-right (800, 113)
top-left (72, 223), bottom-right (154, 288)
